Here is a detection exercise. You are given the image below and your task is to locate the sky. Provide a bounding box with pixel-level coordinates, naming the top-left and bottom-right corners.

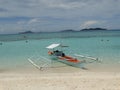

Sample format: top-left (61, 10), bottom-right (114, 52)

top-left (0, 0), bottom-right (120, 34)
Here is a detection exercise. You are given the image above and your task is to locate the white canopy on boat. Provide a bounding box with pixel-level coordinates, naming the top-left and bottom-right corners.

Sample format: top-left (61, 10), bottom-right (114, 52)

top-left (46, 44), bottom-right (60, 49)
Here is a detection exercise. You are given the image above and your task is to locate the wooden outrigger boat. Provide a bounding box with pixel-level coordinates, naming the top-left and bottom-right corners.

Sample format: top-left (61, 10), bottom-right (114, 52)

top-left (28, 43), bottom-right (99, 70)
top-left (46, 43), bottom-right (81, 64)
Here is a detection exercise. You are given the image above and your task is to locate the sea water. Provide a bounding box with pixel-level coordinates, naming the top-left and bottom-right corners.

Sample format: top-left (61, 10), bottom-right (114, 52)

top-left (0, 30), bottom-right (120, 72)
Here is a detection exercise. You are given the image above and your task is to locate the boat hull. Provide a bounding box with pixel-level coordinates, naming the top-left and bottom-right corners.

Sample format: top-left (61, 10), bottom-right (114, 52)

top-left (49, 55), bottom-right (83, 68)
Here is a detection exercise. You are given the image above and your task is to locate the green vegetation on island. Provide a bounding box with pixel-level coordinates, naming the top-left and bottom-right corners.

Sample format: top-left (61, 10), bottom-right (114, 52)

top-left (80, 28), bottom-right (107, 31)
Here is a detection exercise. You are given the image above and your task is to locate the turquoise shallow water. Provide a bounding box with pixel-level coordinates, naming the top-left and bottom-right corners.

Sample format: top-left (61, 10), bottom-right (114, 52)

top-left (0, 30), bottom-right (120, 72)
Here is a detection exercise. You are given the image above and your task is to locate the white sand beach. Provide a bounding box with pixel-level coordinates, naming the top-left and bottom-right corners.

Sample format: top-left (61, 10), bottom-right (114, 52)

top-left (0, 66), bottom-right (120, 90)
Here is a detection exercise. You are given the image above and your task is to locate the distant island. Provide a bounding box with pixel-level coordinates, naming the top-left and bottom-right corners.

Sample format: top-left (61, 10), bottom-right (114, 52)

top-left (80, 28), bottom-right (107, 31)
top-left (59, 28), bottom-right (107, 32)
top-left (19, 31), bottom-right (34, 34)
top-left (18, 28), bottom-right (108, 34)
top-left (59, 29), bottom-right (77, 32)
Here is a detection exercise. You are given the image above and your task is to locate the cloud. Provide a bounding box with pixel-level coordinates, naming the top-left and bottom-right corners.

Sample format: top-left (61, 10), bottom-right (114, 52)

top-left (0, 0), bottom-right (120, 18)
top-left (80, 20), bottom-right (100, 28)
top-left (17, 21), bottom-right (26, 25)
top-left (0, 8), bottom-right (8, 12)
top-left (42, 0), bottom-right (87, 10)
top-left (28, 18), bottom-right (39, 24)
top-left (0, 27), bottom-right (4, 32)
top-left (0, 0), bottom-right (120, 33)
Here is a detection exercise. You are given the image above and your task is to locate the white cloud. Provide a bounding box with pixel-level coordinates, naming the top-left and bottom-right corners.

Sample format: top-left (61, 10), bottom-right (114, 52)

top-left (80, 20), bottom-right (107, 29)
top-left (80, 20), bottom-right (99, 28)
top-left (28, 18), bottom-right (39, 24)
top-left (17, 21), bottom-right (26, 25)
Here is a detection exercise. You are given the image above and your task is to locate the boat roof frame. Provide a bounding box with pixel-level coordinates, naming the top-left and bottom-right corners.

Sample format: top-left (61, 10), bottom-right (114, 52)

top-left (46, 43), bottom-right (61, 49)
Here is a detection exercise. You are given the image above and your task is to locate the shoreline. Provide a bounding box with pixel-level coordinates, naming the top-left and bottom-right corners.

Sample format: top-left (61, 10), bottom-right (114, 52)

top-left (1, 62), bottom-right (120, 74)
